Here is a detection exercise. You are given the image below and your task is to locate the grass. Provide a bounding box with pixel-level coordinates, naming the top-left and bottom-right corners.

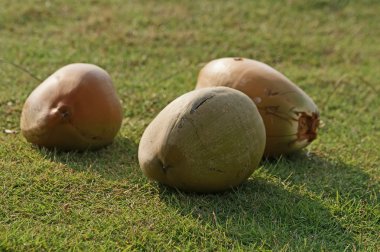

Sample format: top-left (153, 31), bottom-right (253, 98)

top-left (0, 0), bottom-right (379, 250)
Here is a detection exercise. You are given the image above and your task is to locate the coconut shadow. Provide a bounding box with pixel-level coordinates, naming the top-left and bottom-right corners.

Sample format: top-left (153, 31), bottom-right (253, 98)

top-left (41, 136), bottom-right (140, 180)
top-left (158, 177), bottom-right (356, 250)
top-left (262, 151), bottom-right (378, 202)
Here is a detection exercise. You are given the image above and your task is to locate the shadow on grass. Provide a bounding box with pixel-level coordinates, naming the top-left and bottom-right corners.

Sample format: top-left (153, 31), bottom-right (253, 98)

top-left (157, 152), bottom-right (373, 250)
top-left (158, 177), bottom-right (356, 250)
top-left (39, 141), bottom-right (373, 250)
top-left (263, 152), bottom-right (378, 201)
top-left (41, 136), bottom-right (140, 181)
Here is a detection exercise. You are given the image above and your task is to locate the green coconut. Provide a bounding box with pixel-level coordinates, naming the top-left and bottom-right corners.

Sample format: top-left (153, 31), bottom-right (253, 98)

top-left (196, 57), bottom-right (319, 157)
top-left (20, 63), bottom-right (123, 150)
top-left (138, 87), bottom-right (266, 193)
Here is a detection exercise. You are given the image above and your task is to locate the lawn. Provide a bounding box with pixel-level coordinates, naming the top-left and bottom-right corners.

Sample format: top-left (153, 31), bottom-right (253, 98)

top-left (0, 0), bottom-right (379, 251)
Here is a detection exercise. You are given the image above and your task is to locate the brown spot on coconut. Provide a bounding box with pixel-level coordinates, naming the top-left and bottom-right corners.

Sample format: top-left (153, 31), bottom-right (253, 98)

top-left (195, 57), bottom-right (319, 157)
top-left (138, 87), bottom-right (266, 193)
top-left (20, 63), bottom-right (123, 150)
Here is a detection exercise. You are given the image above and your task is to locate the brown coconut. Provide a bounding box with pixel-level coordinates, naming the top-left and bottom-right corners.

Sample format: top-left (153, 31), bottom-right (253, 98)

top-left (196, 57), bottom-right (319, 157)
top-left (20, 63), bottom-right (123, 150)
top-left (138, 87), bottom-right (266, 193)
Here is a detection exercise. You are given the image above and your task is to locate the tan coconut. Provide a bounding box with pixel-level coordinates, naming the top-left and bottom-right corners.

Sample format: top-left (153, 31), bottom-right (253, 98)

top-left (138, 87), bottom-right (266, 193)
top-left (20, 63), bottom-right (123, 150)
top-left (196, 57), bottom-right (319, 157)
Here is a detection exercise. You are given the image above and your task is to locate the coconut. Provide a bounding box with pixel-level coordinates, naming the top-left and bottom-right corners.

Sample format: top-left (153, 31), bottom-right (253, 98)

top-left (20, 63), bottom-right (123, 150)
top-left (138, 87), bottom-right (266, 193)
top-left (195, 57), bottom-right (319, 157)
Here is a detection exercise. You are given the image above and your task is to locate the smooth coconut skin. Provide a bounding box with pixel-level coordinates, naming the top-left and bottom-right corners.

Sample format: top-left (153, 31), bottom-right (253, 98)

top-left (20, 63), bottom-right (123, 150)
top-left (138, 87), bottom-right (266, 193)
top-left (196, 57), bottom-right (319, 157)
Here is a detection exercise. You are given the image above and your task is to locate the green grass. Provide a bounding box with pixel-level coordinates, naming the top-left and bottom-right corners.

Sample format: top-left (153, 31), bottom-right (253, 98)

top-left (1, 0), bottom-right (379, 251)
